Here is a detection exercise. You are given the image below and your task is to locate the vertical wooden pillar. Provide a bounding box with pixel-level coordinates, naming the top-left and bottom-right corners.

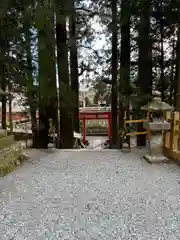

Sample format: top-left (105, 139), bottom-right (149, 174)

top-left (173, 112), bottom-right (179, 152)
top-left (82, 116), bottom-right (86, 144)
top-left (163, 111), bottom-right (171, 149)
top-left (169, 111), bottom-right (174, 151)
top-left (146, 111), bottom-right (150, 141)
top-left (8, 93), bottom-right (13, 134)
top-left (108, 112), bottom-right (111, 143)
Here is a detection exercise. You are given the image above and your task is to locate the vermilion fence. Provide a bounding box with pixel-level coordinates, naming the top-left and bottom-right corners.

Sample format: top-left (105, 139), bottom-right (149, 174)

top-left (79, 111), bottom-right (150, 144)
top-left (79, 111), bottom-right (111, 143)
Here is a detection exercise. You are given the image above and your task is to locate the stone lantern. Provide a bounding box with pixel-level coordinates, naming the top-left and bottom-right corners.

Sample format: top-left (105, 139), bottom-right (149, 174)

top-left (141, 91), bottom-right (173, 163)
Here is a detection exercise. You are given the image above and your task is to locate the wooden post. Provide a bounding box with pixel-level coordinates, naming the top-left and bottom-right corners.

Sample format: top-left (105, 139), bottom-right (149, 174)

top-left (169, 111), bottom-right (175, 151)
top-left (82, 116), bottom-right (86, 144)
top-left (124, 110), bottom-right (126, 128)
top-left (163, 111), bottom-right (170, 148)
top-left (108, 112), bottom-right (111, 143)
top-left (8, 93), bottom-right (13, 135)
top-left (173, 112), bottom-right (179, 152)
top-left (146, 111), bottom-right (150, 141)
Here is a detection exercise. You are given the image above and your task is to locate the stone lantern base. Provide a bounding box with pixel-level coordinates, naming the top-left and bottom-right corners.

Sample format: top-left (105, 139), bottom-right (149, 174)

top-left (143, 154), bottom-right (169, 164)
top-left (143, 135), bottom-right (170, 164)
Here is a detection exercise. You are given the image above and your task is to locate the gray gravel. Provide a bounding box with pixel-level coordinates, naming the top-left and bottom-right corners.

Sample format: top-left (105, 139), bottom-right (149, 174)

top-left (0, 149), bottom-right (180, 239)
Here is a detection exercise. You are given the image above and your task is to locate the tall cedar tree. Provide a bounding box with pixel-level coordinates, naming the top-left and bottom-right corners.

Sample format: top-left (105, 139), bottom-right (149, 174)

top-left (69, 0), bottom-right (80, 133)
top-left (0, 15), bottom-right (7, 129)
top-left (175, 26), bottom-right (180, 109)
top-left (159, 0), bottom-right (165, 101)
top-left (119, 0), bottom-right (131, 147)
top-left (174, 0), bottom-right (180, 110)
top-left (37, 0), bottom-right (57, 148)
top-left (1, 63), bottom-right (6, 130)
top-left (111, 0), bottom-right (118, 147)
top-left (56, 1), bottom-right (74, 148)
top-left (24, 15), bottom-right (38, 148)
top-left (137, 0), bottom-right (152, 146)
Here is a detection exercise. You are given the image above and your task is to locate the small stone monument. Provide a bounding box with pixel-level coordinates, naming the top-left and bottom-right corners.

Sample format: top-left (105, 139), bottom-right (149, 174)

top-left (141, 91), bottom-right (173, 163)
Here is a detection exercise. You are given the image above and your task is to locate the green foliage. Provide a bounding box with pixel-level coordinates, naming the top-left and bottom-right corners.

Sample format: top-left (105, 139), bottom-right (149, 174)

top-left (0, 136), bottom-right (14, 148)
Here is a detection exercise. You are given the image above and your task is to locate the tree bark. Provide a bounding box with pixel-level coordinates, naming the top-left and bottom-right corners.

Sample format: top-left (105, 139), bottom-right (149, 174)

top-left (137, 0), bottom-right (152, 146)
top-left (138, 0), bottom-right (152, 95)
top-left (1, 67), bottom-right (6, 130)
top-left (56, 2), bottom-right (73, 148)
top-left (0, 16), bottom-right (7, 130)
top-left (8, 83), bottom-right (13, 134)
top-left (37, 0), bottom-right (57, 148)
top-left (119, 0), bottom-right (130, 147)
top-left (175, 25), bottom-right (180, 110)
top-left (160, 0), bottom-right (165, 101)
top-left (24, 21), bottom-right (38, 148)
top-left (110, 0), bottom-right (118, 148)
top-left (169, 39), bottom-right (175, 105)
top-left (69, 0), bottom-right (80, 133)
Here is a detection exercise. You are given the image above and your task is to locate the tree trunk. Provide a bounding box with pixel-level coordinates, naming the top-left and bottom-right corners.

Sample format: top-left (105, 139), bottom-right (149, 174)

top-left (110, 0), bottom-right (118, 148)
top-left (37, 108), bottom-right (49, 149)
top-left (46, 3), bottom-right (58, 147)
top-left (169, 39), bottom-right (175, 105)
top-left (175, 25), bottom-right (180, 110)
top-left (160, 0), bottom-right (165, 101)
top-left (0, 15), bottom-right (7, 130)
top-left (138, 1), bottom-right (152, 95)
top-left (24, 21), bottom-right (38, 148)
top-left (119, 0), bottom-right (130, 148)
top-left (69, 0), bottom-right (80, 133)
top-left (137, 0), bottom-right (152, 146)
top-left (174, 1), bottom-right (180, 109)
top-left (8, 83), bottom-right (13, 134)
top-left (37, 0), bottom-right (57, 148)
top-left (1, 72), bottom-right (6, 130)
top-left (56, 3), bottom-right (73, 149)
top-left (37, 33), bottom-right (49, 149)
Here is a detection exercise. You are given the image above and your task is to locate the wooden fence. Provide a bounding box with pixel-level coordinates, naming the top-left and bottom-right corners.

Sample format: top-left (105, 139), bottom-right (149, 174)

top-left (164, 111), bottom-right (180, 161)
top-left (125, 119), bottom-right (148, 137)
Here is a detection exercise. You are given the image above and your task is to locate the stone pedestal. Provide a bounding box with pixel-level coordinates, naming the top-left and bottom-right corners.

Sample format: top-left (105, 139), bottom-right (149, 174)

top-left (144, 136), bottom-right (169, 163)
top-left (143, 121), bottom-right (170, 164)
top-left (144, 154), bottom-right (169, 164)
top-left (0, 133), bottom-right (24, 176)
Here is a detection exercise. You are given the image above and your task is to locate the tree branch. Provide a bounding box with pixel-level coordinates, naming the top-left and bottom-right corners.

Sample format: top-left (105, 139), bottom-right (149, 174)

top-left (78, 45), bottom-right (100, 59)
top-left (76, 7), bottom-right (98, 17)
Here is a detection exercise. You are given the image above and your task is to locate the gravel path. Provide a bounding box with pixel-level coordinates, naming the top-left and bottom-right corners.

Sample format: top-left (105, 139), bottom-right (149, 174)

top-left (0, 149), bottom-right (180, 239)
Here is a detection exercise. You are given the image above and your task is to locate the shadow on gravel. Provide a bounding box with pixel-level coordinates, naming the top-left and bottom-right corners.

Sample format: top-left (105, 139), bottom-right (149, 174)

top-left (25, 149), bottom-right (56, 164)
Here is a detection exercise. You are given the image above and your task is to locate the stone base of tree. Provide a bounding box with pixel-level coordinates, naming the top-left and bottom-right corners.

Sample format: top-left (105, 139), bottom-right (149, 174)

top-left (0, 136), bottom-right (28, 177)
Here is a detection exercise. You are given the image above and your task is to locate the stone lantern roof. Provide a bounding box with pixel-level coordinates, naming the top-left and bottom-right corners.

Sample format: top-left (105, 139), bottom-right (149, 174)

top-left (141, 91), bottom-right (173, 112)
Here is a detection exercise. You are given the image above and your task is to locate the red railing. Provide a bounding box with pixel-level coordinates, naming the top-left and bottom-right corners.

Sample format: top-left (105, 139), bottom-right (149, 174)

top-left (79, 111), bottom-right (111, 144)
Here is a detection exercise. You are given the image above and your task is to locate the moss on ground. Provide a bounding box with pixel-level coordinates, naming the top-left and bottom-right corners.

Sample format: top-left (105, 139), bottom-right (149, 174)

top-left (0, 135), bottom-right (28, 177)
top-left (0, 150), bottom-right (28, 177)
top-left (0, 136), bottom-right (14, 149)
